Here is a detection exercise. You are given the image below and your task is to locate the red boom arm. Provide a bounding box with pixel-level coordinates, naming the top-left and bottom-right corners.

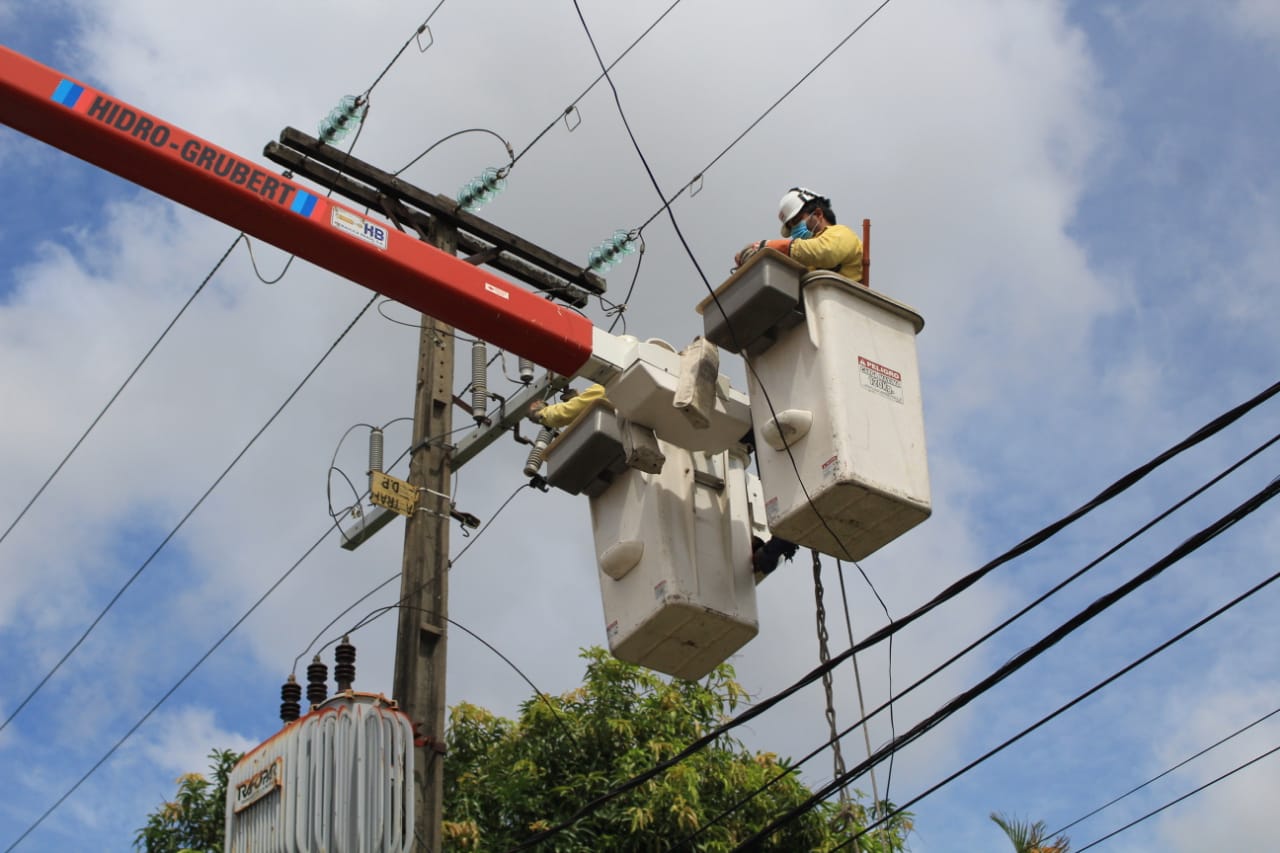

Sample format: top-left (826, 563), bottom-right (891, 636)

top-left (0, 46), bottom-right (594, 377)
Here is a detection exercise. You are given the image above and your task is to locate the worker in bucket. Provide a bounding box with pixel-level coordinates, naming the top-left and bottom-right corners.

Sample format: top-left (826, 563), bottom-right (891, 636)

top-left (733, 187), bottom-right (863, 283)
top-left (736, 186), bottom-right (869, 576)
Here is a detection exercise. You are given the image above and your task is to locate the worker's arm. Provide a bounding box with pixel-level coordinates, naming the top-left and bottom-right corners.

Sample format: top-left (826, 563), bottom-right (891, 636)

top-left (768, 224), bottom-right (863, 278)
top-left (532, 384), bottom-right (607, 428)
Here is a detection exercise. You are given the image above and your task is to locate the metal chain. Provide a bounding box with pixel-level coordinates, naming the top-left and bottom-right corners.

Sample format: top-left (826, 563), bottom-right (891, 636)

top-left (813, 551), bottom-right (858, 838)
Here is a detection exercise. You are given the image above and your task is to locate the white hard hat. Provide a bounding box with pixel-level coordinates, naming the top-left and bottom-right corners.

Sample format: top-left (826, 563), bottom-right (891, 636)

top-left (777, 187), bottom-right (824, 235)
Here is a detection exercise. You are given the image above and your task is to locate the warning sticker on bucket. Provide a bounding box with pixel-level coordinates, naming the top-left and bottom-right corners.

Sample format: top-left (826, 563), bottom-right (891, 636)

top-left (858, 356), bottom-right (904, 404)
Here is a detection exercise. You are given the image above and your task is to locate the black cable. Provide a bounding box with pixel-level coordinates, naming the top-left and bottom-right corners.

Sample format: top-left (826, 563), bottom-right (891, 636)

top-left (501, 383), bottom-right (1279, 851)
top-left (740, 477), bottom-right (1280, 849)
top-left (2, 517), bottom-right (341, 853)
top-left (840, 567), bottom-right (1280, 852)
top-left (361, 0), bottom-right (450, 99)
top-left (0, 295), bottom-right (378, 738)
top-left (303, 482), bottom-right (577, 746)
top-left (843, 380), bottom-right (1279, 664)
top-left (375, 298), bottom-right (481, 341)
top-left (636, 0), bottom-right (898, 233)
top-left (570, 5), bottom-right (905, 825)
top-left (835, 558), bottom-right (896, 818)
top-left (679, 430), bottom-right (1280, 847)
top-left (326, 421), bottom-right (379, 526)
top-left (297, 479), bottom-right (529, 674)
top-left (395, 127), bottom-right (513, 177)
top-left (1073, 742), bottom-right (1280, 851)
top-left (509, 0), bottom-right (684, 167)
top-left (6, 425), bottom-right (437, 851)
top-left (1, 0), bottom-right (453, 558)
top-left (243, 234), bottom-right (295, 284)
top-left (0, 234), bottom-right (242, 551)
top-left (604, 237), bottom-right (645, 334)
top-left (1053, 703), bottom-right (1280, 837)
top-left (326, 602), bottom-right (583, 756)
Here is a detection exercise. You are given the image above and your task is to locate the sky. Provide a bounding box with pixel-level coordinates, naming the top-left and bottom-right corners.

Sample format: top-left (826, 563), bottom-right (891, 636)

top-left (1, 0), bottom-right (1278, 850)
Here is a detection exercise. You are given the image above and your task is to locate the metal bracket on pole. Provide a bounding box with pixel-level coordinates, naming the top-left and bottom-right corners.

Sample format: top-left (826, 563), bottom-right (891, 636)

top-left (450, 372), bottom-right (568, 470)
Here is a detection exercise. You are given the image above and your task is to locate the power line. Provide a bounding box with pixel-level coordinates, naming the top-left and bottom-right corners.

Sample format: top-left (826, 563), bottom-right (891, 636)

top-left (747, 477), bottom-right (1280, 849)
top-left (1073, 742), bottom-right (1280, 852)
top-left (678, 429), bottom-right (1280, 847)
top-left (1, 3), bottom-right (445, 553)
top-left (570, 0), bottom-right (897, 588)
top-left (1053, 703), bottom-right (1280, 837)
top-left (302, 481), bottom-right (532, 670)
top-left (0, 234), bottom-right (243, 551)
top-left (500, 382), bottom-right (1278, 851)
top-left (0, 295), bottom-right (378, 738)
top-left (243, 235), bottom-right (295, 284)
top-left (837, 564), bottom-right (1280, 851)
top-left (570, 0), bottom-right (903, 601)
top-left (509, 0), bottom-right (685, 168)
top-left (2, 517), bottom-right (341, 853)
top-left (636, 0), bottom-right (898, 234)
top-left (4, 427), bottom-right (430, 851)
top-left (361, 0), bottom-right (451, 100)
top-left (842, 380), bottom-right (1279, 665)
top-left (395, 127), bottom-right (514, 177)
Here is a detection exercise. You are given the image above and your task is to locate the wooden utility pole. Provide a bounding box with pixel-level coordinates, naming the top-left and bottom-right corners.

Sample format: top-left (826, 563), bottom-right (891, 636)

top-left (264, 130), bottom-right (608, 850)
top-left (392, 218), bottom-right (457, 851)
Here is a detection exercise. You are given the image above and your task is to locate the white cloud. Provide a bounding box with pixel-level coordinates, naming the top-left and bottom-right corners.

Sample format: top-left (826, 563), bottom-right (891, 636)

top-left (133, 704), bottom-right (256, 778)
top-left (1150, 687), bottom-right (1280, 852)
top-left (1229, 0), bottom-right (1280, 48)
top-left (2, 1), bottom-right (1277, 851)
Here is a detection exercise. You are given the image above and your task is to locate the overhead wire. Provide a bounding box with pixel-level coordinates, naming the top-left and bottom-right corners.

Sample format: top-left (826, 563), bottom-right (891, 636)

top-left (509, 0), bottom-right (685, 168)
top-left (503, 384), bottom-right (1278, 850)
top-left (1, 1), bottom-right (451, 556)
top-left (1052, 703), bottom-right (1280, 838)
top-left (2, 515), bottom-right (342, 853)
top-left (299, 481), bottom-right (581, 746)
top-left (338, 602), bottom-right (583, 754)
top-left (394, 127), bottom-right (514, 177)
top-left (243, 234), bottom-right (295, 284)
top-left (4, 6), bottom-right (459, 846)
top-left (833, 558), bottom-right (891, 837)
top-left (633, 0), bottom-right (898, 235)
top-left (686, 432), bottom-right (1280, 845)
top-left (1072, 742), bottom-right (1280, 852)
top-left (567, 0), bottom-right (902, 822)
top-left (0, 295), bottom-right (378, 739)
top-left (677, 428), bottom-right (1280, 847)
top-left (0, 234), bottom-right (243, 551)
top-left (4, 426), bottom-right (436, 851)
top-left (361, 0), bottom-right (451, 100)
top-left (297, 480), bottom-right (531, 671)
top-left (686, 436), bottom-right (1280, 847)
top-left (837, 563), bottom-right (1280, 852)
top-left (740, 476), bottom-right (1280, 849)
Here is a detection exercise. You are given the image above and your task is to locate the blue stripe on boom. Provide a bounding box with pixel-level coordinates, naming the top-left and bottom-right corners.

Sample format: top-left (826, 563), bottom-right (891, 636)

top-left (290, 191), bottom-right (318, 217)
top-left (51, 80), bottom-right (84, 107)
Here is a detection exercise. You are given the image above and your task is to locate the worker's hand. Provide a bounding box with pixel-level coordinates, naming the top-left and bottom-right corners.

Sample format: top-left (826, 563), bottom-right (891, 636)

top-left (734, 241), bottom-right (764, 269)
top-left (527, 399), bottom-right (546, 422)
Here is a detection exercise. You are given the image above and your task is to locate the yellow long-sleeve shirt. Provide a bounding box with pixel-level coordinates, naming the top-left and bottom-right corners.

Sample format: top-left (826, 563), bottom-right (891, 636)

top-left (536, 383), bottom-right (608, 428)
top-left (764, 223), bottom-right (863, 282)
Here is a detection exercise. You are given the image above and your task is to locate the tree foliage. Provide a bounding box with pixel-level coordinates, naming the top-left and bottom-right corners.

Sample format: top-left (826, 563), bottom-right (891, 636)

top-left (135, 748), bottom-right (242, 853)
top-left (990, 811), bottom-right (1071, 853)
top-left (443, 647), bottom-right (912, 852)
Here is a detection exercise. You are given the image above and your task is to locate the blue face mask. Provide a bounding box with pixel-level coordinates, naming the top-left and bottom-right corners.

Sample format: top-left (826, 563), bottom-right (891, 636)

top-left (790, 220), bottom-right (812, 240)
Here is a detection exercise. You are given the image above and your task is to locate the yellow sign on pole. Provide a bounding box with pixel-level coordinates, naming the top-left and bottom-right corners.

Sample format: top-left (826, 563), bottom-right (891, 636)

top-left (371, 472), bottom-right (418, 517)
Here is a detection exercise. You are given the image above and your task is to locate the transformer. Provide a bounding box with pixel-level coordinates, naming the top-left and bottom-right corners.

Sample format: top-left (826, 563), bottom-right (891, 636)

top-left (225, 692), bottom-right (414, 853)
